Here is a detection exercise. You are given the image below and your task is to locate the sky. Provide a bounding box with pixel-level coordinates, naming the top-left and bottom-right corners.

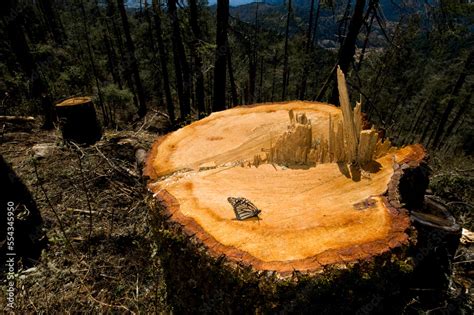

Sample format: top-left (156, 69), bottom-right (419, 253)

top-left (125, 0), bottom-right (259, 7)
top-left (207, 0), bottom-right (257, 5)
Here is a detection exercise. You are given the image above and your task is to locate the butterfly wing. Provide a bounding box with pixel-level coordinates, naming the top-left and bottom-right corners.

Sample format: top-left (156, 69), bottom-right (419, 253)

top-left (227, 197), bottom-right (261, 220)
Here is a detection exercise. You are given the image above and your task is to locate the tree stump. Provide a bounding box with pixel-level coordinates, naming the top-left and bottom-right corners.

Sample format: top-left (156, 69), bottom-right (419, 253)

top-left (0, 155), bottom-right (45, 270)
top-left (145, 98), bottom-right (433, 312)
top-left (56, 97), bottom-right (102, 145)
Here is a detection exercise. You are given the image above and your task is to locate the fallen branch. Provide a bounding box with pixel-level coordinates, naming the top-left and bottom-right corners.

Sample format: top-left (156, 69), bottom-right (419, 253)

top-left (0, 115), bottom-right (35, 123)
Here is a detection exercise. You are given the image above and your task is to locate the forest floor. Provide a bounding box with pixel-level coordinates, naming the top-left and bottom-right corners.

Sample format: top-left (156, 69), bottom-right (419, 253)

top-left (0, 113), bottom-right (473, 313)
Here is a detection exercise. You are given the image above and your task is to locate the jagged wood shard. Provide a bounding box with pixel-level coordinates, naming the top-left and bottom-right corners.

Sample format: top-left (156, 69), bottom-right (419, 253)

top-left (337, 66), bottom-right (359, 163)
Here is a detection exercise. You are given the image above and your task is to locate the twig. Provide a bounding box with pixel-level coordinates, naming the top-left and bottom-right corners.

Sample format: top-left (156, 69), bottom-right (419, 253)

top-left (453, 260), bottom-right (474, 265)
top-left (33, 158), bottom-right (78, 257)
top-left (88, 293), bottom-right (136, 314)
top-left (446, 201), bottom-right (473, 208)
top-left (94, 145), bottom-right (138, 178)
top-left (67, 208), bottom-right (98, 215)
top-left (135, 273), bottom-right (139, 301)
top-left (71, 142), bottom-right (95, 243)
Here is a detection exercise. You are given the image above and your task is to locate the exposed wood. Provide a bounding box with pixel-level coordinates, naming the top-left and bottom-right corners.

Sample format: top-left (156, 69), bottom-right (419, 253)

top-left (146, 101), bottom-right (425, 276)
top-left (337, 66), bottom-right (359, 162)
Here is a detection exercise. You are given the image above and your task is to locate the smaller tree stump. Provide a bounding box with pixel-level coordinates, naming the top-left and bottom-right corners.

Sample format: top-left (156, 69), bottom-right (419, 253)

top-left (56, 97), bottom-right (102, 145)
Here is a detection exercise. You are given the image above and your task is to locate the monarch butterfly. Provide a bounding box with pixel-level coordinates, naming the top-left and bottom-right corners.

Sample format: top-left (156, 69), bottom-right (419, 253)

top-left (227, 197), bottom-right (262, 220)
top-left (353, 197), bottom-right (376, 210)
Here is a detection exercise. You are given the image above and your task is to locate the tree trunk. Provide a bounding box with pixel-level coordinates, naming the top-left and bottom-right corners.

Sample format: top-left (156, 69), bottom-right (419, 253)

top-left (189, 0), bottom-right (206, 118)
top-left (37, 0), bottom-right (66, 45)
top-left (227, 49), bottom-right (239, 106)
top-left (2, 0), bottom-right (55, 129)
top-left (168, 0), bottom-right (191, 120)
top-left (152, 0), bottom-right (175, 124)
top-left (103, 31), bottom-right (123, 89)
top-left (213, 0), bottom-right (229, 112)
top-left (258, 55), bottom-right (264, 103)
top-left (431, 51), bottom-right (473, 149)
top-left (281, 0), bottom-right (292, 100)
top-left (248, 54), bottom-right (257, 104)
top-left (106, 1), bottom-right (134, 97)
top-left (117, 0), bottom-right (147, 117)
top-left (298, 0), bottom-right (316, 99)
top-left (438, 92), bottom-right (472, 150)
top-left (338, 0), bottom-right (366, 74)
top-left (271, 50), bottom-right (278, 102)
top-left (329, 0), bottom-right (366, 105)
top-left (79, 0), bottom-right (108, 125)
top-left (56, 97), bottom-right (102, 145)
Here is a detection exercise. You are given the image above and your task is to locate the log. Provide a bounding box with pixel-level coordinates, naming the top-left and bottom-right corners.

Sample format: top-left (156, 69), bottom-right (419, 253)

top-left (56, 97), bottom-right (102, 145)
top-left (0, 116), bottom-right (35, 123)
top-left (145, 100), bottom-right (430, 312)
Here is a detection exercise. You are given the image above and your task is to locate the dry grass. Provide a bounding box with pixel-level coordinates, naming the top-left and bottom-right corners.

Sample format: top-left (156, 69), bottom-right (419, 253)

top-left (0, 119), bottom-right (169, 313)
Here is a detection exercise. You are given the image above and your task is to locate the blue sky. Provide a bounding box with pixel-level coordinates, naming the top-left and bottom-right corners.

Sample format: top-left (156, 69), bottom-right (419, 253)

top-left (125, 0), bottom-right (258, 7)
top-left (208, 0), bottom-right (256, 5)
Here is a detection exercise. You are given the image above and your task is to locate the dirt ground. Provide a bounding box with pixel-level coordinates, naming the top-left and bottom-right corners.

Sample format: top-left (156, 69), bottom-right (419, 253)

top-left (0, 113), bottom-right (472, 313)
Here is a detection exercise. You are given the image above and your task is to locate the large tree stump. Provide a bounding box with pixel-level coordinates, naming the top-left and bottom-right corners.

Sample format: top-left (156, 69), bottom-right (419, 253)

top-left (56, 97), bottom-right (102, 145)
top-left (145, 98), bottom-right (433, 312)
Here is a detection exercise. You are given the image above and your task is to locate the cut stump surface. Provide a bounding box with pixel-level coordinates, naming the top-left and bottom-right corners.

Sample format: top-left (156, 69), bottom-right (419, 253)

top-left (146, 101), bottom-right (426, 274)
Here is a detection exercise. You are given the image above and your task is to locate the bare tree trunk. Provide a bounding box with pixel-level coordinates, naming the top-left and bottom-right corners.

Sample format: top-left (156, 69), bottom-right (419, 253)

top-left (79, 0), bottom-right (108, 125)
top-left (281, 0), bottom-right (292, 100)
top-left (338, 0), bottom-right (366, 73)
top-left (271, 50), bottom-right (278, 102)
top-left (152, 1), bottom-right (175, 124)
top-left (3, 0), bottom-right (56, 129)
top-left (37, 0), bottom-right (66, 45)
top-left (227, 49), bottom-right (239, 106)
top-left (258, 55), bottom-right (264, 103)
top-left (329, 0), bottom-right (366, 105)
top-left (438, 93), bottom-right (472, 150)
top-left (213, 0), bottom-right (229, 112)
top-left (168, 0), bottom-right (191, 120)
top-left (103, 29), bottom-right (122, 89)
top-left (189, 0), bottom-right (206, 118)
top-left (106, 1), bottom-right (133, 94)
top-left (299, 0), bottom-right (317, 99)
top-left (431, 51), bottom-right (473, 149)
top-left (248, 55), bottom-right (257, 104)
top-left (117, 0), bottom-right (147, 117)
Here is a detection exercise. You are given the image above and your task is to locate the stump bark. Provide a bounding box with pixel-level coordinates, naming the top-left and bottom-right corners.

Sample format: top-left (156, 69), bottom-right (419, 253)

top-left (0, 155), bottom-right (45, 270)
top-left (145, 98), bottom-right (434, 312)
top-left (56, 97), bottom-right (102, 145)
